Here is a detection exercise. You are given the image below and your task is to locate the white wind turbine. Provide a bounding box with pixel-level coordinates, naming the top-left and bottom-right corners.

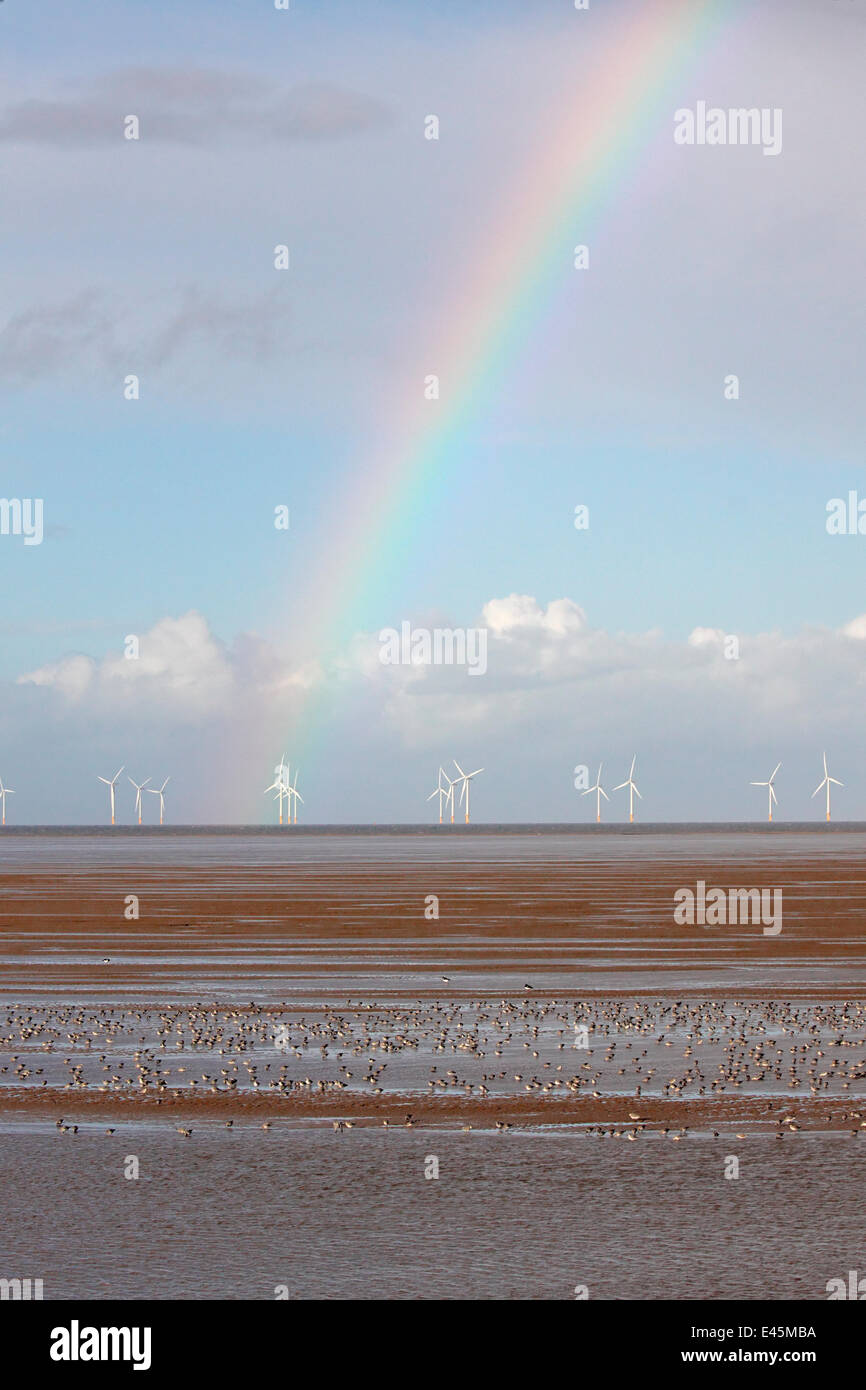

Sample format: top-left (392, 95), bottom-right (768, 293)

top-left (426, 767), bottom-right (451, 825)
top-left (812, 752), bottom-right (843, 822)
top-left (148, 777), bottom-right (170, 826)
top-left (264, 755), bottom-right (289, 826)
top-left (583, 763), bottom-right (609, 823)
top-left (750, 762), bottom-right (781, 823)
top-left (97, 765), bottom-right (124, 826)
top-left (0, 774), bottom-right (14, 827)
top-left (452, 760), bottom-right (484, 824)
top-left (614, 755), bottom-right (642, 823)
top-left (128, 775), bottom-right (151, 826)
top-left (288, 768), bottom-right (303, 825)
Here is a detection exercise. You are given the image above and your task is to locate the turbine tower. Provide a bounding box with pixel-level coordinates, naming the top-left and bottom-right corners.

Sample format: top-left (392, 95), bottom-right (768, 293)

top-left (289, 768), bottom-right (303, 825)
top-left (128, 775), bottom-right (151, 826)
top-left (426, 767), bottom-right (451, 825)
top-left (614, 755), bottom-right (642, 823)
top-left (0, 775), bottom-right (14, 827)
top-left (583, 763), bottom-right (609, 823)
top-left (148, 777), bottom-right (170, 826)
top-left (97, 766), bottom-right (124, 826)
top-left (750, 762), bottom-right (781, 823)
top-left (264, 755), bottom-right (289, 825)
top-left (812, 752), bottom-right (843, 822)
top-left (452, 760), bottom-right (484, 824)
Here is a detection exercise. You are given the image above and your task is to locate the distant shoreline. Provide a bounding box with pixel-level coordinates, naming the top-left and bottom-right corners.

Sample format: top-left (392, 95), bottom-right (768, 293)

top-left (0, 821), bottom-right (865, 835)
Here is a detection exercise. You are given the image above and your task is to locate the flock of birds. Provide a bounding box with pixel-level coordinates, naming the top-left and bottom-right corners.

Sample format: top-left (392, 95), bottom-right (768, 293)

top-left (4, 997), bottom-right (866, 1136)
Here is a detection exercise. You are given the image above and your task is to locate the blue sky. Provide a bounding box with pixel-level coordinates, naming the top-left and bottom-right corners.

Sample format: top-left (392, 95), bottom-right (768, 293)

top-left (1, 0), bottom-right (864, 822)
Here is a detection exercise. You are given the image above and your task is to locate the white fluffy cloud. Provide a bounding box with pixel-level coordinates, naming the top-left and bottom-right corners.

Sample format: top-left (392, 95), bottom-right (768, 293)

top-left (17, 610), bottom-right (318, 718)
top-left (10, 597), bottom-right (866, 820)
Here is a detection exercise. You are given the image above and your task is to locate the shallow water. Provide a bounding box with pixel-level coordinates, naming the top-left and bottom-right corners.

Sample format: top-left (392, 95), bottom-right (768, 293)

top-left (0, 1125), bottom-right (857, 1299)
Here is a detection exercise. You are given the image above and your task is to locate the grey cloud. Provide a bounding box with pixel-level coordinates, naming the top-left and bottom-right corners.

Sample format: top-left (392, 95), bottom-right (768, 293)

top-left (0, 286), bottom-right (293, 382)
top-left (0, 292), bottom-right (121, 379)
top-left (0, 70), bottom-right (392, 146)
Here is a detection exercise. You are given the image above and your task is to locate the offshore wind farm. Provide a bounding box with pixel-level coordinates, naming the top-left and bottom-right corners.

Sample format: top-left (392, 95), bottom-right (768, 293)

top-left (0, 751), bottom-right (855, 827)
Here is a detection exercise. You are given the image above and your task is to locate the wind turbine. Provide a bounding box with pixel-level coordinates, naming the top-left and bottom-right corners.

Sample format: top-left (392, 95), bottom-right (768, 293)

top-left (426, 767), bottom-right (451, 825)
top-left (446, 771), bottom-right (456, 824)
top-left (750, 762), bottom-right (781, 823)
top-left (97, 765), bottom-right (124, 826)
top-left (128, 775), bottom-right (151, 826)
top-left (614, 755), bottom-right (642, 823)
top-left (0, 775), bottom-right (14, 827)
top-left (812, 752), bottom-right (843, 822)
top-left (452, 760), bottom-right (484, 824)
top-left (265, 755), bottom-right (289, 825)
top-left (288, 768), bottom-right (303, 825)
top-left (147, 777), bottom-right (170, 826)
top-left (582, 763), bottom-right (609, 823)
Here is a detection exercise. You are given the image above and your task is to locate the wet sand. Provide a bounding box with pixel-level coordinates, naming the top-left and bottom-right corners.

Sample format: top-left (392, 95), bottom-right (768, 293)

top-left (4, 830), bottom-right (866, 1299)
top-left (4, 834), bottom-right (866, 1132)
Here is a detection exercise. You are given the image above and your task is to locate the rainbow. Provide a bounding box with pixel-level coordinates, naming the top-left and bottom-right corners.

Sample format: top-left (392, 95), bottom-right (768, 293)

top-left (274, 0), bottom-right (733, 788)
